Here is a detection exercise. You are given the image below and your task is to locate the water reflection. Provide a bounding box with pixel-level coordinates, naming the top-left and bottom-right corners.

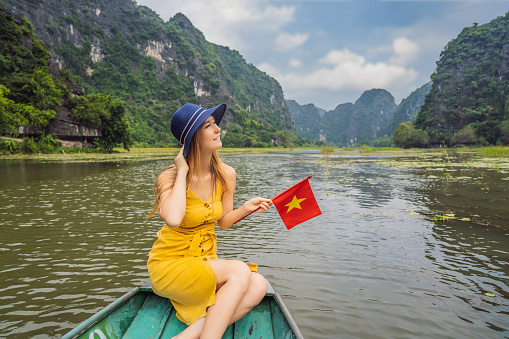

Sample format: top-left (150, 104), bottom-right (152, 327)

top-left (0, 153), bottom-right (508, 338)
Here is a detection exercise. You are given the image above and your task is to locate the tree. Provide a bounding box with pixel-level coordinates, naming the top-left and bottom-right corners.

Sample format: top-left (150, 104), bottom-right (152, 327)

top-left (97, 100), bottom-right (133, 151)
top-left (393, 122), bottom-right (415, 148)
top-left (451, 125), bottom-right (477, 145)
top-left (411, 129), bottom-right (430, 148)
top-left (71, 93), bottom-right (132, 150)
top-left (0, 84), bottom-right (55, 136)
top-left (275, 130), bottom-right (296, 148)
top-left (25, 68), bottom-right (63, 110)
top-left (500, 120), bottom-right (509, 145)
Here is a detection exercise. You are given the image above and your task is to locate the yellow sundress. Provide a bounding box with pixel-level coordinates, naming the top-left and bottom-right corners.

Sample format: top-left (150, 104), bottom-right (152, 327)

top-left (147, 181), bottom-right (257, 325)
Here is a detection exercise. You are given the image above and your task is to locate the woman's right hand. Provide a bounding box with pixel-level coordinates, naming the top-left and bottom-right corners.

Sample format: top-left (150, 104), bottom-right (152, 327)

top-left (174, 147), bottom-right (189, 173)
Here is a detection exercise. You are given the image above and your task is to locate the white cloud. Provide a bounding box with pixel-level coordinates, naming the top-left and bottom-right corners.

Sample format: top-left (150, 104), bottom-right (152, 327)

top-left (289, 59), bottom-right (303, 67)
top-left (276, 32), bottom-right (309, 50)
top-left (260, 48), bottom-right (418, 95)
top-left (389, 37), bottom-right (419, 65)
top-left (320, 49), bottom-right (365, 65)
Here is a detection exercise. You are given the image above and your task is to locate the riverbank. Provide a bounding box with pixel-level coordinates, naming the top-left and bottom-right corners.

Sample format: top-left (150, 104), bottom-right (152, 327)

top-left (0, 146), bottom-right (303, 163)
top-left (0, 146), bottom-right (507, 165)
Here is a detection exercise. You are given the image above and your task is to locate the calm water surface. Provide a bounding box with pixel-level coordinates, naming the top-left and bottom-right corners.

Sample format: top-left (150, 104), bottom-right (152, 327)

top-left (0, 151), bottom-right (508, 338)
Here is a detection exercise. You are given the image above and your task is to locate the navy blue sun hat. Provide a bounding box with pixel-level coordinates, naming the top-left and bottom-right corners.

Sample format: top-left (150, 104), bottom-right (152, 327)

top-left (170, 103), bottom-right (226, 158)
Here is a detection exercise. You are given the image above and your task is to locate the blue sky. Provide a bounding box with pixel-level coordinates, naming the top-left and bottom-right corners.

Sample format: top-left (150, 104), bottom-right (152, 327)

top-left (136, 0), bottom-right (509, 110)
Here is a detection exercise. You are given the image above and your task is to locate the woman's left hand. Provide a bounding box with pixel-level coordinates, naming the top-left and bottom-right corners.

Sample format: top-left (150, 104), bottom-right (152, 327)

top-left (244, 197), bottom-right (272, 213)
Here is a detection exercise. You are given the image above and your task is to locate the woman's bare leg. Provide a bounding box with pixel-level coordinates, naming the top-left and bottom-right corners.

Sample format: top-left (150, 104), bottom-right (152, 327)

top-left (172, 317), bottom-right (204, 339)
top-left (173, 261), bottom-right (267, 339)
top-left (199, 260), bottom-right (251, 339)
top-left (225, 272), bottom-right (267, 323)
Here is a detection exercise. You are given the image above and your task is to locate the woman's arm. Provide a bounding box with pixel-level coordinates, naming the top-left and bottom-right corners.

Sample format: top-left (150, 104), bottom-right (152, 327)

top-left (159, 148), bottom-right (189, 227)
top-left (217, 165), bottom-right (272, 230)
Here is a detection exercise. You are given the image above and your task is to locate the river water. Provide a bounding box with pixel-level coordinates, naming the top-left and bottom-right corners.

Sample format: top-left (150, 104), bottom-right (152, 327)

top-left (0, 151), bottom-right (508, 338)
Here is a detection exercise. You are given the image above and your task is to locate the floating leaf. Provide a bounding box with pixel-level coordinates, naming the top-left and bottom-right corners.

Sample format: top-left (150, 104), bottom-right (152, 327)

top-left (428, 175), bottom-right (439, 179)
top-left (502, 177), bottom-right (509, 180)
top-left (435, 215), bottom-right (457, 220)
top-left (480, 187), bottom-right (489, 190)
top-left (446, 213), bottom-right (455, 217)
top-left (485, 293), bottom-right (496, 297)
top-left (459, 218), bottom-right (471, 221)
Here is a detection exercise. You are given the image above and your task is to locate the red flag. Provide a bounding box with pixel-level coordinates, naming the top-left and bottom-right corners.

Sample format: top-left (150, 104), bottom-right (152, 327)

top-left (272, 176), bottom-right (322, 230)
top-left (232, 176), bottom-right (322, 229)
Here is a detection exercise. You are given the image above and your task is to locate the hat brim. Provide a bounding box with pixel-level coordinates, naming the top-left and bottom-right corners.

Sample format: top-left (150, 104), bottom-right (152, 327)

top-left (183, 103), bottom-right (226, 158)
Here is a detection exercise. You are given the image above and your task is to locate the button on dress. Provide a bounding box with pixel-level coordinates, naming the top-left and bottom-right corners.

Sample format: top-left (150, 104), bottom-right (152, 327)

top-left (147, 182), bottom-right (257, 325)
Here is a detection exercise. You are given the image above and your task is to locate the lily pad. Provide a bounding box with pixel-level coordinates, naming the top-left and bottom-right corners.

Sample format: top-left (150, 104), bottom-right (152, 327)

top-left (485, 293), bottom-right (496, 297)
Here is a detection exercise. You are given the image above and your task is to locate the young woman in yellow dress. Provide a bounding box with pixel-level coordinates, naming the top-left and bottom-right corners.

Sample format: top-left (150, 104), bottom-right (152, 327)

top-left (147, 103), bottom-right (273, 339)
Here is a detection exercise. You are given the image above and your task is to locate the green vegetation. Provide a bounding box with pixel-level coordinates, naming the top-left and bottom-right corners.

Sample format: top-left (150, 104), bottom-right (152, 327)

top-left (0, 84), bottom-right (55, 134)
top-left (286, 100), bottom-right (322, 141)
top-left (71, 94), bottom-right (132, 151)
top-left (0, 134), bottom-right (61, 154)
top-left (319, 146), bottom-right (334, 155)
top-left (393, 122), bottom-right (430, 148)
top-left (359, 145), bottom-right (375, 153)
top-left (0, 11), bottom-right (58, 135)
top-left (477, 145), bottom-right (509, 157)
top-left (389, 82), bottom-right (431, 134)
top-left (36, 4), bottom-right (294, 148)
top-left (415, 13), bottom-right (509, 146)
top-left (6, 1), bottom-right (508, 151)
top-left (369, 134), bottom-right (393, 147)
top-left (0, 4), bottom-right (132, 150)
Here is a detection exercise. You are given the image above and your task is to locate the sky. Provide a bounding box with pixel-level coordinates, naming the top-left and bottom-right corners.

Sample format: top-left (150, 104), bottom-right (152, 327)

top-left (135, 0), bottom-right (509, 111)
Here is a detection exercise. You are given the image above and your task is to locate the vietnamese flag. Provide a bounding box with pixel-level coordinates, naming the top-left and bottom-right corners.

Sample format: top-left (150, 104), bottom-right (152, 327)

top-left (272, 176), bottom-right (322, 230)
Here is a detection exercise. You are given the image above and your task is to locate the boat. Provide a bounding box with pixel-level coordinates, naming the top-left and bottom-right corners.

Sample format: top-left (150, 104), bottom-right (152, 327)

top-left (63, 281), bottom-right (304, 339)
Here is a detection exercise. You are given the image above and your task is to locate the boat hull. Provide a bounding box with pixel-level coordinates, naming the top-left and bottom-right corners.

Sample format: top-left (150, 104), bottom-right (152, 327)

top-left (63, 282), bottom-right (303, 339)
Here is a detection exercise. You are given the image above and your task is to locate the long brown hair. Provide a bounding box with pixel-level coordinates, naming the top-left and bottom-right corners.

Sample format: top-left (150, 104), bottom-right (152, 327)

top-left (147, 134), bottom-right (229, 218)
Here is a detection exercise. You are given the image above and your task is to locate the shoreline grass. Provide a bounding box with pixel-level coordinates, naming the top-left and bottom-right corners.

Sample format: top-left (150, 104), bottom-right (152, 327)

top-left (1, 145), bottom-right (507, 163)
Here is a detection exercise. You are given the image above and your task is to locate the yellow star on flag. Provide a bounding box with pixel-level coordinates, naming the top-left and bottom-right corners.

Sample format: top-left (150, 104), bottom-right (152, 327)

top-left (285, 195), bottom-right (307, 213)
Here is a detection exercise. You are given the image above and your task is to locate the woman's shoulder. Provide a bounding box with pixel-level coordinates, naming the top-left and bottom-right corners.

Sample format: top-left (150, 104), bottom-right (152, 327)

top-left (223, 163), bottom-right (236, 177)
top-left (221, 163), bottom-right (236, 192)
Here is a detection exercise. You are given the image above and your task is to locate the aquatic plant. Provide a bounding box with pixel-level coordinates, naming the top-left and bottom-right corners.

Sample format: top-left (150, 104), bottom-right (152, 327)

top-left (478, 146), bottom-right (509, 157)
top-left (320, 146), bottom-right (334, 155)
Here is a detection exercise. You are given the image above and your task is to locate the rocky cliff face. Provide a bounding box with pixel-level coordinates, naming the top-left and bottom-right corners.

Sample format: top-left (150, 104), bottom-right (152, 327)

top-left (415, 12), bottom-right (509, 145)
top-left (0, 3), bottom-right (101, 143)
top-left (288, 89), bottom-right (398, 146)
top-left (321, 103), bottom-right (354, 146)
top-left (285, 100), bottom-right (322, 141)
top-left (345, 89), bottom-right (397, 145)
top-left (4, 0), bottom-right (293, 144)
top-left (389, 82), bottom-right (431, 134)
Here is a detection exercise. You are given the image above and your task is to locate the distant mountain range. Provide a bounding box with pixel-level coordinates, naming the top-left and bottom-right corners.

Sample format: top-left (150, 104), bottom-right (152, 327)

top-left (288, 12), bottom-right (509, 147)
top-left (286, 83), bottom-right (431, 146)
top-left (3, 0), bottom-right (508, 148)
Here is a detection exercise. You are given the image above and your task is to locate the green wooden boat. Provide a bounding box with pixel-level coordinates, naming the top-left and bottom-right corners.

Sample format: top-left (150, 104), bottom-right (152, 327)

top-left (63, 281), bottom-right (303, 339)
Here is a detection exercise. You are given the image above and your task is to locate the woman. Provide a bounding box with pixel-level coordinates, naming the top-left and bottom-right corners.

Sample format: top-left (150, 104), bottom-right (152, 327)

top-left (147, 103), bottom-right (272, 339)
